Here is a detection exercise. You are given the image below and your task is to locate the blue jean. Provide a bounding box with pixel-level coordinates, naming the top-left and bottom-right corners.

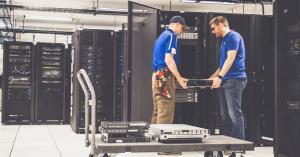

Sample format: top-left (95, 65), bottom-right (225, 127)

top-left (218, 78), bottom-right (247, 139)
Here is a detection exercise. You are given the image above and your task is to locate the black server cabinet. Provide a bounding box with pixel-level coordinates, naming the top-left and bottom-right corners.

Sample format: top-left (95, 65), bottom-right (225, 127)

top-left (35, 43), bottom-right (68, 124)
top-left (245, 15), bottom-right (275, 145)
top-left (126, 2), bottom-right (159, 122)
top-left (113, 31), bottom-right (125, 121)
top-left (64, 45), bottom-right (72, 123)
top-left (253, 16), bottom-right (275, 145)
top-left (274, 0), bottom-right (300, 156)
top-left (2, 42), bottom-right (35, 124)
top-left (71, 30), bottom-right (114, 133)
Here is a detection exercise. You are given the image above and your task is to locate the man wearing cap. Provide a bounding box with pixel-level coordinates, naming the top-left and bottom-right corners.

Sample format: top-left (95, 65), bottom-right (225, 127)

top-left (151, 16), bottom-right (188, 126)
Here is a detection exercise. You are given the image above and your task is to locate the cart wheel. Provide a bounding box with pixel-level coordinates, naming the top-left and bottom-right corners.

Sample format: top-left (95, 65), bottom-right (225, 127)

top-left (88, 153), bottom-right (95, 157)
top-left (204, 151), bottom-right (223, 157)
top-left (229, 152), bottom-right (236, 157)
top-left (218, 151), bottom-right (223, 157)
top-left (204, 151), bottom-right (212, 157)
top-left (102, 153), bottom-right (109, 157)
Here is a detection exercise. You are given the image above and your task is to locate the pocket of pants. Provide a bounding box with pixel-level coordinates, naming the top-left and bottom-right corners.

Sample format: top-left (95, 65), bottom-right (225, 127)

top-left (221, 79), bottom-right (235, 89)
top-left (156, 95), bottom-right (173, 104)
top-left (241, 79), bottom-right (247, 89)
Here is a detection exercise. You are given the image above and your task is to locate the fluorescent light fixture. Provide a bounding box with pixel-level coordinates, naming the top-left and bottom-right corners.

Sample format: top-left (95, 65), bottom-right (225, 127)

top-left (96, 8), bottom-right (128, 13)
top-left (96, 8), bottom-right (148, 14)
top-left (181, 0), bottom-right (235, 4)
top-left (181, 0), bottom-right (200, 3)
top-left (199, 1), bottom-right (235, 5)
top-left (25, 15), bottom-right (73, 22)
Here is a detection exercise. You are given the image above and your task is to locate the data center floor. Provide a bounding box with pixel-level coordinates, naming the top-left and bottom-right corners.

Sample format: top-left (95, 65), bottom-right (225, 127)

top-left (0, 112), bottom-right (273, 157)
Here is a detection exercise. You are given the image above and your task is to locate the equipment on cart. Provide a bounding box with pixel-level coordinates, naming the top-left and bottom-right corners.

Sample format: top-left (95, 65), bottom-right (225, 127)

top-left (100, 121), bottom-right (150, 143)
top-left (77, 68), bottom-right (254, 157)
top-left (149, 124), bottom-right (210, 143)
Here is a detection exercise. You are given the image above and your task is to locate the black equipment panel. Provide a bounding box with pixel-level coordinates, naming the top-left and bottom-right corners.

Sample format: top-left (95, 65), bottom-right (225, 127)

top-left (2, 42), bottom-right (35, 124)
top-left (274, 0), bottom-right (300, 156)
top-left (35, 43), bottom-right (68, 123)
top-left (71, 30), bottom-right (114, 133)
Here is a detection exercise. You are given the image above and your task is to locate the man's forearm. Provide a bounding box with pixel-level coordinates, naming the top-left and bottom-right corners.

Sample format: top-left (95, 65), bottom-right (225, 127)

top-left (219, 58), bottom-right (234, 77)
top-left (165, 55), bottom-right (181, 80)
top-left (218, 51), bottom-right (237, 77)
top-left (209, 68), bottom-right (220, 78)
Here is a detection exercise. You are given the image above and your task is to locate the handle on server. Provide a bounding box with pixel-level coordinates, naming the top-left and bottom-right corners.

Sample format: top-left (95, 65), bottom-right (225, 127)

top-left (76, 69), bottom-right (96, 155)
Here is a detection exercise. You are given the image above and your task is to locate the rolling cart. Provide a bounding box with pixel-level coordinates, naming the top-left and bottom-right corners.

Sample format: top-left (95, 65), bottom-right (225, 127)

top-left (77, 69), bottom-right (254, 157)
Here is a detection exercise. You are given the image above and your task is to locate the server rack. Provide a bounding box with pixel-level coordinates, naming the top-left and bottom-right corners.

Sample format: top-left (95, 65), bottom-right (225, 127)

top-left (64, 45), bottom-right (72, 123)
top-left (35, 43), bottom-right (68, 124)
top-left (253, 16), bottom-right (274, 146)
top-left (71, 30), bottom-right (114, 133)
top-left (274, 0), bottom-right (300, 156)
top-left (126, 2), bottom-right (160, 122)
top-left (2, 41), bottom-right (35, 124)
top-left (113, 31), bottom-right (125, 121)
top-left (119, 27), bottom-right (129, 121)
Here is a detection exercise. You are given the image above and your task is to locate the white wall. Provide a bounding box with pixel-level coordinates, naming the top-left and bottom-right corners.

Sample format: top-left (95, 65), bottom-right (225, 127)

top-left (16, 33), bottom-right (72, 45)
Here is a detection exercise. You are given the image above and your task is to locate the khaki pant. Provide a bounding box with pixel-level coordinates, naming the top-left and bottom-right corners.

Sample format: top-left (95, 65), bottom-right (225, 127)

top-left (151, 72), bottom-right (176, 124)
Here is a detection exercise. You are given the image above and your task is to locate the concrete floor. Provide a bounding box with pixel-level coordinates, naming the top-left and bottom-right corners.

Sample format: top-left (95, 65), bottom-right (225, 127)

top-left (0, 113), bottom-right (274, 157)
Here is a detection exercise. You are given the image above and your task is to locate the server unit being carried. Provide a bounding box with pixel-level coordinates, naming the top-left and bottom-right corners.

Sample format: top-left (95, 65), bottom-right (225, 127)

top-left (71, 29), bottom-right (114, 133)
top-left (2, 42), bottom-right (35, 124)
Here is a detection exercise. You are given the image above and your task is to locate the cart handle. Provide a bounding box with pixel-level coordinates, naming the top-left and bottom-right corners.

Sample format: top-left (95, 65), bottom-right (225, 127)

top-left (76, 69), bottom-right (96, 155)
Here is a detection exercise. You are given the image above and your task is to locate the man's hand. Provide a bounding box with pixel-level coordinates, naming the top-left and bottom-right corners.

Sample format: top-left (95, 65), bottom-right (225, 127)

top-left (210, 77), bottom-right (222, 89)
top-left (177, 77), bottom-right (188, 89)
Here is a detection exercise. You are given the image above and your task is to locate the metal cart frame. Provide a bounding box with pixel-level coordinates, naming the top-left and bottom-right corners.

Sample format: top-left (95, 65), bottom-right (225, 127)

top-left (77, 69), bottom-right (254, 157)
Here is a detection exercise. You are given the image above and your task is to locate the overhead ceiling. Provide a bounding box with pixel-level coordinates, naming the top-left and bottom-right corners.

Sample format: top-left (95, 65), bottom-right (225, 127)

top-left (2, 0), bottom-right (273, 32)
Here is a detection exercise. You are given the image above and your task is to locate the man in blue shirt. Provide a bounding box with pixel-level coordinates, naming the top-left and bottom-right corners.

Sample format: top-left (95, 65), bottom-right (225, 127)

top-left (151, 16), bottom-right (188, 126)
top-left (208, 16), bottom-right (247, 148)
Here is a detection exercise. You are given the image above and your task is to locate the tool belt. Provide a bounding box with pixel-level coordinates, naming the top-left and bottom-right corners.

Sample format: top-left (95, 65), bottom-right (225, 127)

top-left (154, 67), bottom-right (173, 99)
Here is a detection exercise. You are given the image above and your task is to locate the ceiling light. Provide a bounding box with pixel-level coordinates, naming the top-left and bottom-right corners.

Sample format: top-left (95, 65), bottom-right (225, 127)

top-left (96, 8), bottom-right (128, 13)
top-left (181, 0), bottom-right (236, 4)
top-left (181, 0), bottom-right (200, 3)
top-left (199, 1), bottom-right (235, 4)
top-left (25, 15), bottom-right (73, 22)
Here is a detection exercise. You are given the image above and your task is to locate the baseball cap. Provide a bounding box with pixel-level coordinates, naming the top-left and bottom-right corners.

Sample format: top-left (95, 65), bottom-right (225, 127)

top-left (169, 16), bottom-right (189, 31)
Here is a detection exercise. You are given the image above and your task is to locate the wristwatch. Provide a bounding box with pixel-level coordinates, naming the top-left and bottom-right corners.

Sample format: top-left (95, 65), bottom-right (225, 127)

top-left (217, 75), bottom-right (223, 80)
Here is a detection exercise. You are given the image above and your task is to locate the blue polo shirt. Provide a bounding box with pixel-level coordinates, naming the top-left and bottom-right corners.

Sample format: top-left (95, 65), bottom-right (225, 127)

top-left (152, 28), bottom-right (178, 71)
top-left (219, 31), bottom-right (247, 80)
